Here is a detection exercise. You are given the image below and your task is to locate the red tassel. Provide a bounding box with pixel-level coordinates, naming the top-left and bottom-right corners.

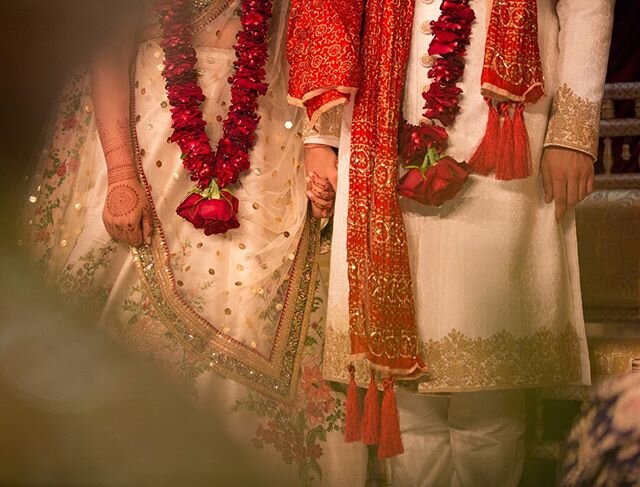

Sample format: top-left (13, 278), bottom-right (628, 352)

top-left (468, 97), bottom-right (500, 175)
top-left (344, 364), bottom-right (362, 442)
top-left (377, 377), bottom-right (404, 459)
top-left (361, 370), bottom-right (380, 445)
top-left (495, 102), bottom-right (515, 180)
top-left (509, 103), bottom-right (531, 180)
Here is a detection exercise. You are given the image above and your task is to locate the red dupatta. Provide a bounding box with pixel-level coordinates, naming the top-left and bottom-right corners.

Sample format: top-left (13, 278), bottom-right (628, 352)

top-left (288, 0), bottom-right (424, 458)
top-left (288, 0), bottom-right (426, 380)
top-left (287, 0), bottom-right (544, 457)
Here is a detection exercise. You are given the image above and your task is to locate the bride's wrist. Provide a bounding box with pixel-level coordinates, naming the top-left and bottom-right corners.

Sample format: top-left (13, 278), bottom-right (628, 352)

top-left (107, 163), bottom-right (138, 185)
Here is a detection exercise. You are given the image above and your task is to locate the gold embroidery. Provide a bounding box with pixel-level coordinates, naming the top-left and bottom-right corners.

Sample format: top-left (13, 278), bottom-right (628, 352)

top-left (544, 84), bottom-right (600, 160)
top-left (323, 324), bottom-right (583, 392)
top-left (144, 0), bottom-right (234, 40)
top-left (193, 0), bottom-right (216, 16)
top-left (482, 0), bottom-right (544, 96)
top-left (130, 216), bottom-right (320, 405)
top-left (302, 105), bottom-right (343, 141)
top-left (191, 0), bottom-right (235, 35)
top-left (128, 66), bottom-right (321, 404)
top-left (345, 0), bottom-right (423, 375)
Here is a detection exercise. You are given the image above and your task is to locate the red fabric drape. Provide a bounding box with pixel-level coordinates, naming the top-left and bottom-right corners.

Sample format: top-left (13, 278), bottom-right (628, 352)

top-left (287, 0), bottom-right (427, 375)
top-left (286, 0), bottom-right (364, 122)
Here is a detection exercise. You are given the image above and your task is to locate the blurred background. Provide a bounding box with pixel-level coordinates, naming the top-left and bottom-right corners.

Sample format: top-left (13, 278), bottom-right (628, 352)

top-left (0, 0), bottom-right (140, 236)
top-left (0, 1), bottom-right (639, 486)
top-left (0, 2), bottom-right (281, 485)
top-left (0, 252), bottom-right (277, 486)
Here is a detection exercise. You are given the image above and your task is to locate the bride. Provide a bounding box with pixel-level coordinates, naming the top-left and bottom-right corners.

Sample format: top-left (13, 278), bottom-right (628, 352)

top-left (21, 0), bottom-right (365, 484)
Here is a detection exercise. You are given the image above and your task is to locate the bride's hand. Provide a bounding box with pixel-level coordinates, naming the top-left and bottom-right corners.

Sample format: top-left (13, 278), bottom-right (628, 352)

top-left (102, 174), bottom-right (153, 246)
top-left (304, 144), bottom-right (338, 218)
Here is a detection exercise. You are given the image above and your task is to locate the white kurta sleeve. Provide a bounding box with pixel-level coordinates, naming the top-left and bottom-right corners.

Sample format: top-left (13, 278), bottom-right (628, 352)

top-left (543, 0), bottom-right (615, 160)
top-left (302, 105), bottom-right (343, 148)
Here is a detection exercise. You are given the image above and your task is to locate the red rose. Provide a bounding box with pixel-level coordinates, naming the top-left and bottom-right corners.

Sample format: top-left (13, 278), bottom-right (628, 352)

top-left (428, 57), bottom-right (464, 83)
top-left (233, 74), bottom-right (268, 93)
top-left (398, 157), bottom-right (471, 206)
top-left (441, 2), bottom-right (475, 23)
top-left (167, 82), bottom-right (204, 105)
top-left (423, 83), bottom-right (463, 126)
top-left (400, 122), bottom-right (449, 165)
top-left (176, 190), bottom-right (240, 235)
top-left (242, 11), bottom-right (268, 28)
top-left (170, 107), bottom-right (206, 132)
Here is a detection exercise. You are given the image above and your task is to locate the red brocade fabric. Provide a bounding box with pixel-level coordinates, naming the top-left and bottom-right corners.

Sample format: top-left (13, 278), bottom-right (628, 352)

top-left (287, 0), bottom-right (426, 376)
top-left (470, 0), bottom-right (544, 180)
top-left (480, 0), bottom-right (544, 104)
top-left (346, 0), bottom-right (426, 376)
top-left (286, 0), bottom-right (364, 119)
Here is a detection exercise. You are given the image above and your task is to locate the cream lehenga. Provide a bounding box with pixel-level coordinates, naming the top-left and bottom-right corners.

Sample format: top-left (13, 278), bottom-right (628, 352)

top-left (22, 0), bottom-right (367, 484)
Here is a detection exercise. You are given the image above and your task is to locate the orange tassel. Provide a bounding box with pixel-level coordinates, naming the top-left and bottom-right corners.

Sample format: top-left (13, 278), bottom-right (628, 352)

top-left (495, 102), bottom-right (515, 180)
top-left (361, 370), bottom-right (380, 445)
top-left (377, 377), bottom-right (404, 458)
top-left (468, 97), bottom-right (500, 175)
top-left (509, 103), bottom-right (531, 180)
top-left (344, 364), bottom-right (362, 442)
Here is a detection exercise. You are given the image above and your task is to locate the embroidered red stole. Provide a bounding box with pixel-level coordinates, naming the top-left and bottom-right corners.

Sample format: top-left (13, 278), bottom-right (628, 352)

top-left (288, 0), bottom-right (427, 377)
top-left (286, 0), bottom-right (364, 125)
top-left (286, 0), bottom-right (544, 375)
top-left (469, 0), bottom-right (545, 179)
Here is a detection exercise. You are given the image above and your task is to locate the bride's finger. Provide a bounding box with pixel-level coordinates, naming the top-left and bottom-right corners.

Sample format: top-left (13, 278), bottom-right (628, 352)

top-left (142, 204), bottom-right (154, 245)
top-left (311, 173), bottom-right (332, 190)
top-left (311, 186), bottom-right (335, 201)
top-left (311, 179), bottom-right (335, 199)
top-left (126, 224), bottom-right (144, 247)
top-left (307, 191), bottom-right (334, 210)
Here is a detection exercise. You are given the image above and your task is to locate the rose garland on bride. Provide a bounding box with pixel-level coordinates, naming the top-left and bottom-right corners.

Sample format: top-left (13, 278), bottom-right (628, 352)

top-left (398, 0), bottom-right (474, 206)
top-left (158, 0), bottom-right (273, 235)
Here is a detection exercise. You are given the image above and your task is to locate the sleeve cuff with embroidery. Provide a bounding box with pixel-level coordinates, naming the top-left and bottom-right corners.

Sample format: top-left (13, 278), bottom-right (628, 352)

top-left (302, 104), bottom-right (343, 148)
top-left (543, 84), bottom-right (601, 160)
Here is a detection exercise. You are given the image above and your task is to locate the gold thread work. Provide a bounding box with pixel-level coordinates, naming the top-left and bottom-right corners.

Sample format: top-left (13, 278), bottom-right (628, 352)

top-left (545, 84), bottom-right (601, 159)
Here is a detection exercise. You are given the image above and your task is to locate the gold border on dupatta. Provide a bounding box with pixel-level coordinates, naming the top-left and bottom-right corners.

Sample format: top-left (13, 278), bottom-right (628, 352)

top-left (144, 0), bottom-right (235, 40)
top-left (127, 65), bottom-right (320, 405)
top-left (191, 0), bottom-right (235, 35)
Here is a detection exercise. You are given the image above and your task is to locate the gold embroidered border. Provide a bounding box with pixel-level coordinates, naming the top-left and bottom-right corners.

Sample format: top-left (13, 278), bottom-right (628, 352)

top-left (145, 0), bottom-right (235, 40)
top-left (544, 84), bottom-right (600, 160)
top-left (324, 324), bottom-right (583, 393)
top-left (128, 65), bottom-right (320, 404)
top-left (302, 104), bottom-right (343, 141)
top-left (192, 0), bottom-right (236, 35)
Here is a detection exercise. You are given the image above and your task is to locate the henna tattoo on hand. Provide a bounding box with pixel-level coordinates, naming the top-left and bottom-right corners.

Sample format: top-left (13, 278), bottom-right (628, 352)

top-left (311, 174), bottom-right (333, 191)
top-left (98, 117), bottom-right (139, 184)
top-left (106, 184), bottom-right (140, 218)
top-left (98, 118), bottom-right (132, 156)
top-left (307, 191), bottom-right (333, 210)
top-left (107, 160), bottom-right (139, 185)
top-left (316, 189), bottom-right (335, 200)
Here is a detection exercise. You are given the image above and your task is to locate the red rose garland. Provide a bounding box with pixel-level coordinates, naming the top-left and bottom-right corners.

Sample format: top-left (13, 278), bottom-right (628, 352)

top-left (398, 0), bottom-right (474, 206)
top-left (158, 0), bottom-right (272, 235)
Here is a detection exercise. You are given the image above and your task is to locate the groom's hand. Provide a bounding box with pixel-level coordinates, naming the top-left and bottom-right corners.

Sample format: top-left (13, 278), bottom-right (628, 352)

top-left (541, 147), bottom-right (594, 220)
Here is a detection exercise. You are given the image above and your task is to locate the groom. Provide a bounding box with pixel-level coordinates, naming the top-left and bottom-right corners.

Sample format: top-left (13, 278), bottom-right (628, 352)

top-left (290, 0), bottom-right (614, 485)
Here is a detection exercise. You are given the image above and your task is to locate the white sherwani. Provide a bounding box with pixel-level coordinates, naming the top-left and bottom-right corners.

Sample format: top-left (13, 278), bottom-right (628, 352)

top-left (322, 0), bottom-right (614, 394)
top-left (308, 0), bottom-right (614, 485)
